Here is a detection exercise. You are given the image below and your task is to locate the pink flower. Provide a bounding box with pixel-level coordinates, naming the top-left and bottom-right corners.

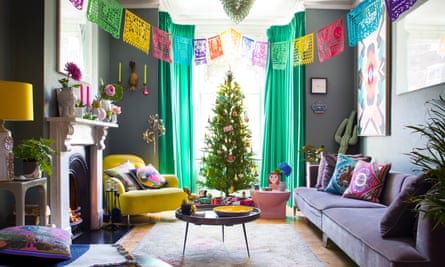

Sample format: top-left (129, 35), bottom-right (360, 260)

top-left (112, 105), bottom-right (121, 115)
top-left (104, 84), bottom-right (116, 97)
top-left (64, 62), bottom-right (82, 81)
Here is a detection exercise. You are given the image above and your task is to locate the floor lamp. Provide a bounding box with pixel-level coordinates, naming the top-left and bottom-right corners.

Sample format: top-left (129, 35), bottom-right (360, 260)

top-left (0, 81), bottom-right (34, 181)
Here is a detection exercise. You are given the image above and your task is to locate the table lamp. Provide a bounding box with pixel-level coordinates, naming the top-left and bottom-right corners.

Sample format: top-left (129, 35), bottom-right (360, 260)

top-left (0, 81), bottom-right (34, 181)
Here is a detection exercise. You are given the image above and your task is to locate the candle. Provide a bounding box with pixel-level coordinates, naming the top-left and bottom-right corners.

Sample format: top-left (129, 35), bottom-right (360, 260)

top-left (118, 62), bottom-right (122, 83)
top-left (79, 84), bottom-right (84, 105)
top-left (86, 85), bottom-right (90, 107)
top-left (144, 64), bottom-right (147, 84)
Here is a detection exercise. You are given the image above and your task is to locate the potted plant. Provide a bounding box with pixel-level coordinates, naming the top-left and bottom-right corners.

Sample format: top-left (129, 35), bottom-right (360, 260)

top-left (407, 96), bottom-right (445, 229)
top-left (14, 138), bottom-right (56, 178)
top-left (298, 144), bottom-right (324, 164)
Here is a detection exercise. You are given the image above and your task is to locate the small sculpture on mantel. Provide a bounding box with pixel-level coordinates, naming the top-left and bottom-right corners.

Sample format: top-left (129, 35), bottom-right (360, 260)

top-left (128, 61), bottom-right (138, 90)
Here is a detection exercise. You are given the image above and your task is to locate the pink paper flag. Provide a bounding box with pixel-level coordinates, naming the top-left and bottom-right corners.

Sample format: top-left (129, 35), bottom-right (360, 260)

top-left (316, 17), bottom-right (344, 62)
top-left (208, 35), bottom-right (224, 60)
top-left (151, 26), bottom-right (172, 63)
top-left (252, 41), bottom-right (269, 68)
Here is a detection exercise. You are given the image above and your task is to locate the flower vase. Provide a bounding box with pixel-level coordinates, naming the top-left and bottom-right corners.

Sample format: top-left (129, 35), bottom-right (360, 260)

top-left (57, 87), bottom-right (76, 117)
top-left (74, 107), bottom-right (84, 118)
top-left (92, 107), bottom-right (106, 121)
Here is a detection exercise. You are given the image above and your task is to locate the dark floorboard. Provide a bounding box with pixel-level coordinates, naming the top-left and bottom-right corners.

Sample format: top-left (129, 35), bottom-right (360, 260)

top-left (72, 224), bottom-right (132, 244)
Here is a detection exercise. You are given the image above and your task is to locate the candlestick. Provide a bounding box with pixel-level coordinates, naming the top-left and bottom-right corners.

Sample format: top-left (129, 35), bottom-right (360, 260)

top-left (86, 85), bottom-right (90, 107)
top-left (144, 64), bottom-right (147, 84)
top-left (118, 62), bottom-right (122, 83)
top-left (80, 84), bottom-right (84, 105)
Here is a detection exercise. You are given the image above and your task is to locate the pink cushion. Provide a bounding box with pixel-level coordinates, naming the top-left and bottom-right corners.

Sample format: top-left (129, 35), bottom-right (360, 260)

top-left (343, 160), bottom-right (391, 203)
top-left (134, 164), bottom-right (167, 189)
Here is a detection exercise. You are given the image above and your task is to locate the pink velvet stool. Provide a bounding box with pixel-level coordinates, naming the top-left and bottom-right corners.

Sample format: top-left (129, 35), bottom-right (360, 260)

top-left (250, 189), bottom-right (290, 219)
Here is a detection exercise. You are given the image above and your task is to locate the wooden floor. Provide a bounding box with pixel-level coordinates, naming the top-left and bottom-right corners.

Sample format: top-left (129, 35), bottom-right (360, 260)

top-left (118, 207), bottom-right (357, 266)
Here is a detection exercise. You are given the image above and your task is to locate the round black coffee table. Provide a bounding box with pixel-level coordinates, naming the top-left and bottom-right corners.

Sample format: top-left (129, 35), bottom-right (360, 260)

top-left (175, 205), bottom-right (261, 257)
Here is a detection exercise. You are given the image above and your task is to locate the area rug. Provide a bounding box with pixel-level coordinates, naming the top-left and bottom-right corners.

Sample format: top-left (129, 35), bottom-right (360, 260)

top-left (132, 222), bottom-right (324, 267)
top-left (57, 244), bottom-right (136, 266)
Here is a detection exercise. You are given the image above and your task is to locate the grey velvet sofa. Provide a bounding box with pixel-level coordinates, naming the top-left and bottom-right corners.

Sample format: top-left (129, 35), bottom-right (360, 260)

top-left (294, 171), bottom-right (445, 267)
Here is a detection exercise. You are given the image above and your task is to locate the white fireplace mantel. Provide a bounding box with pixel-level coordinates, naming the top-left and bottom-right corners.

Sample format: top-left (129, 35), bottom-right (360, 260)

top-left (47, 117), bottom-right (117, 231)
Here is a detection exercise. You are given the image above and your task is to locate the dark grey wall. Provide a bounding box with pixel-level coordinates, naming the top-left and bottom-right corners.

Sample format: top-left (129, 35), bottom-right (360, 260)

top-left (305, 9), bottom-right (357, 154)
top-left (105, 9), bottom-right (160, 166)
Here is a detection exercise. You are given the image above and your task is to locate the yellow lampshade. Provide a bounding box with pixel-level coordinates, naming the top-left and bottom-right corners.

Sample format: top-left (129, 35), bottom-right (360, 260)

top-left (0, 81), bottom-right (34, 121)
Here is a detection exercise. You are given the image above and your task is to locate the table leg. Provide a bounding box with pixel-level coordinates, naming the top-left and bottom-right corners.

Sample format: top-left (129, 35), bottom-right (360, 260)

top-left (242, 223), bottom-right (250, 257)
top-left (222, 225), bottom-right (224, 242)
top-left (182, 222), bottom-right (189, 256)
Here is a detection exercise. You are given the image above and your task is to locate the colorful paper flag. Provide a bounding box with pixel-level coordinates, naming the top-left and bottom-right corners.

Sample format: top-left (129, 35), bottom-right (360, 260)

top-left (316, 17), bottom-right (344, 62)
top-left (271, 41), bottom-right (289, 70)
top-left (193, 38), bottom-right (208, 65)
top-left (173, 36), bottom-right (193, 66)
top-left (240, 36), bottom-right (255, 61)
top-left (70, 0), bottom-right (84, 10)
top-left (293, 33), bottom-right (314, 66)
top-left (151, 26), bottom-right (172, 63)
top-left (347, 0), bottom-right (382, 47)
top-left (87, 0), bottom-right (123, 39)
top-left (122, 9), bottom-right (151, 54)
top-left (208, 35), bottom-right (224, 60)
top-left (252, 41), bottom-right (269, 68)
top-left (385, 0), bottom-right (417, 22)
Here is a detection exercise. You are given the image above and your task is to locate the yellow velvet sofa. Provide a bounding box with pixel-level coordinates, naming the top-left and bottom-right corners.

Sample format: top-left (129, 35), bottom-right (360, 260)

top-left (102, 154), bottom-right (187, 220)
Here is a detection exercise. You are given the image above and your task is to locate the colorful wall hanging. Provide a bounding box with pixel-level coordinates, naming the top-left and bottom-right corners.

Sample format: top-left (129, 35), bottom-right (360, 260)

top-left (316, 17), bottom-right (344, 62)
top-left (347, 0), bottom-right (382, 47)
top-left (293, 33), bottom-right (314, 66)
top-left (240, 36), bottom-right (255, 61)
top-left (208, 35), bottom-right (224, 60)
top-left (252, 41), bottom-right (269, 68)
top-left (385, 0), bottom-right (417, 22)
top-left (151, 26), bottom-right (172, 63)
top-left (193, 38), bottom-right (208, 65)
top-left (70, 0), bottom-right (84, 10)
top-left (87, 0), bottom-right (123, 39)
top-left (173, 36), bottom-right (193, 66)
top-left (122, 9), bottom-right (151, 55)
top-left (271, 41), bottom-right (289, 70)
top-left (357, 0), bottom-right (390, 136)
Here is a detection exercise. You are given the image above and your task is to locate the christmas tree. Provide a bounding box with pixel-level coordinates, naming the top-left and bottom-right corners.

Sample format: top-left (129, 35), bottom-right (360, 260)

top-left (199, 70), bottom-right (258, 197)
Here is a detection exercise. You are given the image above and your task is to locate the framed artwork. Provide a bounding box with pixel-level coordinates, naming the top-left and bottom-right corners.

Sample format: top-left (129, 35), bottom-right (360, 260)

top-left (357, 0), bottom-right (390, 136)
top-left (311, 78), bottom-right (328, 94)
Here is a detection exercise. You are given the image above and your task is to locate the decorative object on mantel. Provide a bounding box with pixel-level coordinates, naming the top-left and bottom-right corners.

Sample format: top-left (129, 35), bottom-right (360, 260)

top-left (0, 81), bottom-right (34, 181)
top-left (128, 61), bottom-right (138, 90)
top-left (334, 110), bottom-right (358, 154)
top-left (57, 62), bottom-right (82, 117)
top-left (142, 63), bottom-right (149, 95)
top-left (220, 0), bottom-right (256, 24)
top-left (142, 114), bottom-right (166, 153)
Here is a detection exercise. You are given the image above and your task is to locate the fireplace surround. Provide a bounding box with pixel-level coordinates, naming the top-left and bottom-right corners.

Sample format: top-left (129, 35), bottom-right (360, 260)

top-left (48, 117), bottom-right (117, 231)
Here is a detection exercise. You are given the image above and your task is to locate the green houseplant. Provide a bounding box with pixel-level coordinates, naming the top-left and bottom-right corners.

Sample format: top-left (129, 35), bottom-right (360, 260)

top-left (298, 144), bottom-right (324, 164)
top-left (407, 96), bottom-right (445, 229)
top-left (14, 138), bottom-right (56, 177)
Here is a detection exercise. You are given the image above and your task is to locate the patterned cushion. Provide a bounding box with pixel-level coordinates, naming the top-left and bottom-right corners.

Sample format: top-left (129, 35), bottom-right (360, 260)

top-left (0, 225), bottom-right (71, 262)
top-left (133, 164), bottom-right (167, 189)
top-left (315, 152), bottom-right (338, 190)
top-left (104, 160), bottom-right (140, 191)
top-left (343, 160), bottom-right (392, 202)
top-left (324, 153), bottom-right (359, 195)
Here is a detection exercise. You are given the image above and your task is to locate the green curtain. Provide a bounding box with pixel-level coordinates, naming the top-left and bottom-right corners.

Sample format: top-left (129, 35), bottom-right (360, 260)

top-left (158, 12), bottom-right (195, 190)
top-left (260, 12), bottom-right (306, 206)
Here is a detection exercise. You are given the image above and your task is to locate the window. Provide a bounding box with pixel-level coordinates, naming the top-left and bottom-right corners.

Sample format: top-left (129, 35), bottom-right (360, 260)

top-left (192, 35), bottom-right (266, 189)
